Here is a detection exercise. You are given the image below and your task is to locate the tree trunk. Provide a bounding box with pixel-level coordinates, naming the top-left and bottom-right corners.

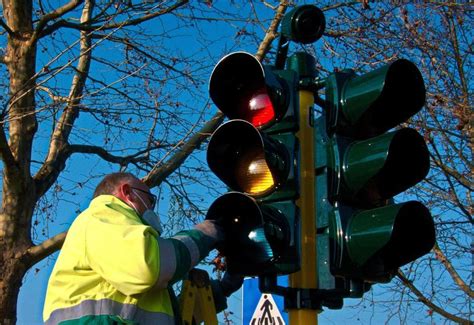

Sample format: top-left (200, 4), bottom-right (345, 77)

top-left (0, 240), bottom-right (30, 324)
top-left (0, 0), bottom-right (37, 322)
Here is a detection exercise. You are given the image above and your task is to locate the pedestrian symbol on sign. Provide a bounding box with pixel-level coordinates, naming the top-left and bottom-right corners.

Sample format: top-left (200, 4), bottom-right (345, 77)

top-left (250, 294), bottom-right (285, 325)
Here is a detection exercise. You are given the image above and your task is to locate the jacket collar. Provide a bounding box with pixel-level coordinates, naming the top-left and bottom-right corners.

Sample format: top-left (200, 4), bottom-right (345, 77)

top-left (89, 195), bottom-right (141, 221)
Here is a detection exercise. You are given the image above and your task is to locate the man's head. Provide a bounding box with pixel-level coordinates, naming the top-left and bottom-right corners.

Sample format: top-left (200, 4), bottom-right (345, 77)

top-left (93, 172), bottom-right (156, 215)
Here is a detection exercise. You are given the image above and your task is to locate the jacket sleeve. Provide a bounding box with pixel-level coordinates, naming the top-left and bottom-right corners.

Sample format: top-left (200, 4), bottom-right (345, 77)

top-left (86, 212), bottom-right (217, 293)
top-left (165, 229), bottom-right (216, 285)
top-left (85, 217), bottom-right (160, 296)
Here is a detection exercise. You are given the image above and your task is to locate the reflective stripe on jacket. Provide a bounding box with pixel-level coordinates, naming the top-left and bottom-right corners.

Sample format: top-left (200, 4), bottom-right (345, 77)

top-left (43, 195), bottom-right (214, 324)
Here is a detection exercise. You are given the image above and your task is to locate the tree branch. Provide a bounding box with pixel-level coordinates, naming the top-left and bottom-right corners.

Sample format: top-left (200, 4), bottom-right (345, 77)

top-left (143, 112), bottom-right (224, 188)
top-left (0, 125), bottom-right (17, 170)
top-left (255, 0), bottom-right (290, 62)
top-left (34, 0), bottom-right (94, 198)
top-left (40, 0), bottom-right (189, 38)
top-left (34, 141), bottom-right (173, 198)
top-left (433, 242), bottom-right (474, 299)
top-left (397, 270), bottom-right (473, 324)
top-left (24, 231), bottom-right (67, 268)
top-left (31, 0), bottom-right (84, 43)
top-left (67, 144), bottom-right (154, 166)
top-left (91, 34), bottom-right (199, 85)
top-left (0, 18), bottom-right (14, 35)
top-left (429, 140), bottom-right (473, 223)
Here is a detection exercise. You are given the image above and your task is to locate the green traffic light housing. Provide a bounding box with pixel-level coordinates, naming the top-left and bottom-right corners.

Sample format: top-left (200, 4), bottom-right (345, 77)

top-left (339, 127), bottom-right (430, 205)
top-left (317, 57), bottom-right (436, 300)
top-left (326, 59), bottom-right (426, 139)
top-left (330, 201), bottom-right (435, 282)
top-left (281, 5), bottom-right (326, 44)
top-left (206, 192), bottom-right (298, 276)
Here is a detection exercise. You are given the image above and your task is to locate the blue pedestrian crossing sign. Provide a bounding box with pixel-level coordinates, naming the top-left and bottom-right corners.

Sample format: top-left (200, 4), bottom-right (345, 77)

top-left (243, 277), bottom-right (289, 325)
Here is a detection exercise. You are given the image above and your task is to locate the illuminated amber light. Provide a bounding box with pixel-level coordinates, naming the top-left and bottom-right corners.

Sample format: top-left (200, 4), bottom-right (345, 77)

top-left (235, 148), bottom-right (275, 195)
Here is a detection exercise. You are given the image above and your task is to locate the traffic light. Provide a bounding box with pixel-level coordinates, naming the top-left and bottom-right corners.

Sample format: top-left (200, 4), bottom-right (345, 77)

top-left (206, 52), bottom-right (301, 276)
top-left (316, 59), bottom-right (436, 298)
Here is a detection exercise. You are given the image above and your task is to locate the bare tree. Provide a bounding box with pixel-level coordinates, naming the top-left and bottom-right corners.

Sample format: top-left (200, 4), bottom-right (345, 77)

top-left (0, 0), bottom-right (291, 323)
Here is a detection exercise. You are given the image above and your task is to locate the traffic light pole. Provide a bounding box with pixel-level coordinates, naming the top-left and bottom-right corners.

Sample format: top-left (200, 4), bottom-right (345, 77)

top-left (289, 87), bottom-right (318, 324)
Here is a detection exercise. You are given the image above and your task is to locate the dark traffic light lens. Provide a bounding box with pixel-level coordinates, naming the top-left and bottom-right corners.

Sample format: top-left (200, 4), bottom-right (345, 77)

top-left (206, 192), bottom-right (294, 276)
top-left (281, 5), bottom-right (326, 44)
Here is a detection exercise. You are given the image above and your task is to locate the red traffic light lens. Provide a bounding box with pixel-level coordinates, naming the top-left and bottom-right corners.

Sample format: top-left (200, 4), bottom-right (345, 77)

top-left (239, 88), bottom-right (275, 128)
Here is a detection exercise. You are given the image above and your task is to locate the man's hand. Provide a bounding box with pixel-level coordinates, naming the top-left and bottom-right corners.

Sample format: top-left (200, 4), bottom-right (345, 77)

top-left (194, 220), bottom-right (225, 245)
top-left (219, 272), bottom-right (244, 297)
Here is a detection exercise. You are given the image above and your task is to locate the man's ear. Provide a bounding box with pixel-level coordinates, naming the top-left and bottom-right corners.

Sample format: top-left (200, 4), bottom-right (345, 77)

top-left (117, 182), bottom-right (132, 201)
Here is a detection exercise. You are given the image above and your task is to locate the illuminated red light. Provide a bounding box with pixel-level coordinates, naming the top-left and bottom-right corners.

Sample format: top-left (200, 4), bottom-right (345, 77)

top-left (240, 88), bottom-right (275, 127)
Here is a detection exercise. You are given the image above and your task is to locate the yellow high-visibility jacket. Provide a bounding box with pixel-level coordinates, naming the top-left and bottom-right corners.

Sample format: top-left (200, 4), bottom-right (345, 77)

top-left (43, 195), bottom-right (215, 324)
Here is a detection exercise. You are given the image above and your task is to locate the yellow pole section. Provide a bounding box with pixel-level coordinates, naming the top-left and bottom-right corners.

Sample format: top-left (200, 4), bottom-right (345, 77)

top-left (289, 89), bottom-right (318, 325)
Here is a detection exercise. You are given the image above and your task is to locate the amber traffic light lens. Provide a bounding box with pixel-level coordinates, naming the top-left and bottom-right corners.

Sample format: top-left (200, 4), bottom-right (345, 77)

top-left (235, 148), bottom-right (275, 195)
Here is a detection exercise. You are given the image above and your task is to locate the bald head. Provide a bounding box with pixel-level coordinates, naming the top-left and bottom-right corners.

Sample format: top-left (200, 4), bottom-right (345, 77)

top-left (93, 172), bottom-right (138, 198)
top-left (93, 172), bottom-right (154, 216)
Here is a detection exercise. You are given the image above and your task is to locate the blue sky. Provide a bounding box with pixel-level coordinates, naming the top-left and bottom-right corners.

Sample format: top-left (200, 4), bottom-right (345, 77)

top-left (9, 2), bottom-right (461, 324)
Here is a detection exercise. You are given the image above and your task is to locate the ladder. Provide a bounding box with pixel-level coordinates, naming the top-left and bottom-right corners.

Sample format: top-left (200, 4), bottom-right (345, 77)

top-left (180, 268), bottom-right (218, 325)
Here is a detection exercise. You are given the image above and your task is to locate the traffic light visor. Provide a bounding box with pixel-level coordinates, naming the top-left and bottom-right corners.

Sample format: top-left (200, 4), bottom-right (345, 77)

top-left (209, 52), bottom-right (287, 129)
top-left (347, 201), bottom-right (435, 270)
top-left (206, 192), bottom-right (291, 275)
top-left (340, 59), bottom-right (426, 138)
top-left (343, 128), bottom-right (430, 203)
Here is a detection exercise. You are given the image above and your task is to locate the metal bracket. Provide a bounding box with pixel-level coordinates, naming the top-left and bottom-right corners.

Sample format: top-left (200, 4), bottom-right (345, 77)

top-left (283, 288), bottom-right (346, 310)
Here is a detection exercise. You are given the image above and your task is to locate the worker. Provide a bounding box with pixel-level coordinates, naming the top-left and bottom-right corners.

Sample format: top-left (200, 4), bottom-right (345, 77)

top-left (43, 172), bottom-right (242, 324)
